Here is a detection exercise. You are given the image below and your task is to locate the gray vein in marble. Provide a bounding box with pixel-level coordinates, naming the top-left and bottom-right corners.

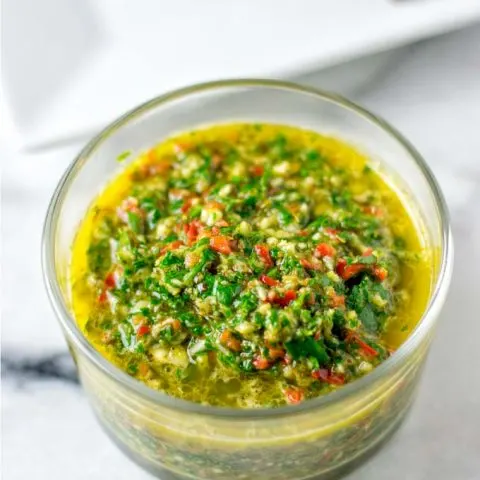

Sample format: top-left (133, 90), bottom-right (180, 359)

top-left (2, 351), bottom-right (79, 385)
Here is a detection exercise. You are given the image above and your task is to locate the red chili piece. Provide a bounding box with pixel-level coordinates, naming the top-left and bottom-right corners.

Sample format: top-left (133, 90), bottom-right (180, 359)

top-left (336, 259), bottom-right (366, 280)
top-left (181, 197), bottom-right (193, 214)
top-left (268, 347), bottom-right (286, 360)
top-left (271, 290), bottom-right (296, 307)
top-left (347, 332), bottom-right (378, 357)
top-left (220, 330), bottom-right (242, 352)
top-left (160, 240), bottom-right (184, 255)
top-left (104, 272), bottom-right (116, 289)
top-left (336, 258), bottom-right (347, 277)
top-left (373, 265), bottom-right (388, 281)
top-left (259, 274), bottom-right (279, 287)
top-left (255, 244), bottom-right (274, 268)
top-left (315, 243), bottom-right (336, 258)
top-left (97, 290), bottom-right (108, 304)
top-left (210, 236), bottom-right (232, 255)
top-left (185, 220), bottom-right (202, 245)
top-left (300, 258), bottom-right (321, 270)
top-left (330, 294), bottom-right (345, 308)
top-left (252, 357), bottom-right (271, 370)
top-left (137, 325), bottom-right (151, 336)
top-left (312, 368), bottom-right (345, 385)
top-left (251, 165), bottom-right (264, 177)
top-left (285, 387), bottom-right (304, 404)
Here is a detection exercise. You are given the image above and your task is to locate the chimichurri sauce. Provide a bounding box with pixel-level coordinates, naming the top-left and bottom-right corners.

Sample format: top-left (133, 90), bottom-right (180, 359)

top-left (71, 124), bottom-right (430, 407)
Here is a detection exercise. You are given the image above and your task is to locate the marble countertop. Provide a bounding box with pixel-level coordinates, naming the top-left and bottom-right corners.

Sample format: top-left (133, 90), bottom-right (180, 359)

top-left (2, 25), bottom-right (480, 480)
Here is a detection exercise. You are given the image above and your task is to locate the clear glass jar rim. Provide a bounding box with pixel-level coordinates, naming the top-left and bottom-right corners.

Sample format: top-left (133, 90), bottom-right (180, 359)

top-left (42, 78), bottom-right (453, 418)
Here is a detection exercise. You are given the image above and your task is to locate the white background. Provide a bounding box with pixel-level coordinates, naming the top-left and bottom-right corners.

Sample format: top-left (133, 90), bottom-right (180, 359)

top-left (3, 0), bottom-right (480, 147)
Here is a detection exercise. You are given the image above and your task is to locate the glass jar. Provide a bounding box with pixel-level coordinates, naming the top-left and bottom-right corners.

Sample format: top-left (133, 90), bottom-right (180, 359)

top-left (42, 79), bottom-right (453, 480)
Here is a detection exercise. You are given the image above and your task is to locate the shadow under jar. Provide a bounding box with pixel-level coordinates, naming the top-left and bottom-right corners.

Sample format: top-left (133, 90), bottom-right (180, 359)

top-left (42, 79), bottom-right (453, 480)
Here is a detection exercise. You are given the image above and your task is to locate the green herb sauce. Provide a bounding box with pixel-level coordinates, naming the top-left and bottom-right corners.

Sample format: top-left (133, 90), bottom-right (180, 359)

top-left (71, 123), bottom-right (431, 407)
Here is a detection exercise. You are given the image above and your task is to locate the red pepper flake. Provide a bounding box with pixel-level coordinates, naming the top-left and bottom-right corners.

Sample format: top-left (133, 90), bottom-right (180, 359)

top-left (283, 290), bottom-right (297, 303)
top-left (181, 197), bottom-right (193, 214)
top-left (210, 235), bottom-right (232, 254)
top-left (373, 265), bottom-right (388, 281)
top-left (104, 272), bottom-right (116, 289)
top-left (220, 330), bottom-right (242, 352)
top-left (97, 290), bottom-right (108, 304)
top-left (346, 331), bottom-right (379, 357)
top-left (330, 294), bottom-right (345, 308)
top-left (336, 258), bottom-right (347, 277)
top-left (312, 368), bottom-right (345, 385)
top-left (185, 220), bottom-right (203, 245)
top-left (160, 240), bottom-right (184, 255)
top-left (315, 243), bottom-right (336, 258)
top-left (312, 368), bottom-right (328, 381)
top-left (270, 290), bottom-right (296, 307)
top-left (171, 319), bottom-right (182, 331)
top-left (285, 387), bottom-right (304, 404)
top-left (346, 331), bottom-right (378, 357)
top-left (300, 258), bottom-right (321, 270)
top-left (359, 341), bottom-right (378, 358)
top-left (259, 274), bottom-right (279, 287)
top-left (253, 356), bottom-right (271, 370)
top-left (362, 247), bottom-right (373, 256)
top-left (254, 244), bottom-right (274, 268)
top-left (300, 258), bottom-right (311, 269)
top-left (336, 259), bottom-right (366, 280)
top-left (343, 264), bottom-right (366, 280)
top-left (251, 165), bottom-right (264, 177)
top-left (327, 374), bottom-right (345, 385)
top-left (137, 325), bottom-right (151, 336)
top-left (268, 347), bottom-right (286, 360)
